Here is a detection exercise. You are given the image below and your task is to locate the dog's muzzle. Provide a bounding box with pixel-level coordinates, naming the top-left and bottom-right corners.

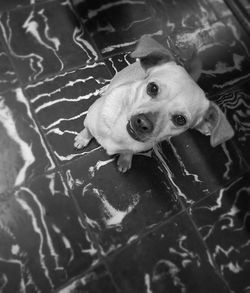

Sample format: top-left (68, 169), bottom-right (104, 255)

top-left (127, 113), bottom-right (154, 142)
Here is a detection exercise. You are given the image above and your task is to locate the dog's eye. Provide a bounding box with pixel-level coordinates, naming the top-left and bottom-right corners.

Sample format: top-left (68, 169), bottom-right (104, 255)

top-left (172, 114), bottom-right (187, 127)
top-left (147, 82), bottom-right (159, 97)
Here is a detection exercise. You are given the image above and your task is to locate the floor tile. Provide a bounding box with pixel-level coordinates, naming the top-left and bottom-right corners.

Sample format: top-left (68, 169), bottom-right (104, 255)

top-left (73, 0), bottom-right (163, 57)
top-left (0, 88), bottom-right (55, 194)
top-left (197, 18), bottom-right (250, 94)
top-left (154, 128), bottom-right (246, 207)
top-left (190, 172), bottom-right (250, 293)
top-left (58, 264), bottom-right (118, 293)
top-left (169, 19), bottom-right (250, 95)
top-left (107, 212), bottom-right (229, 293)
top-left (0, 41), bottom-right (19, 93)
top-left (214, 79), bottom-right (250, 166)
top-left (25, 61), bottom-right (111, 165)
top-left (0, 0), bottom-right (98, 84)
top-left (63, 148), bottom-right (182, 255)
top-left (0, 172), bottom-right (98, 292)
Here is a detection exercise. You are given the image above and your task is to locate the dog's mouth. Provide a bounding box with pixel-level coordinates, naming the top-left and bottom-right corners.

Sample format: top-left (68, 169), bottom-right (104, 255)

top-left (126, 121), bottom-right (144, 142)
top-left (126, 113), bottom-right (154, 142)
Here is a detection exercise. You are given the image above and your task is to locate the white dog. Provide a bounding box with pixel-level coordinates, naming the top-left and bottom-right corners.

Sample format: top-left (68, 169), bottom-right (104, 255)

top-left (74, 36), bottom-right (234, 172)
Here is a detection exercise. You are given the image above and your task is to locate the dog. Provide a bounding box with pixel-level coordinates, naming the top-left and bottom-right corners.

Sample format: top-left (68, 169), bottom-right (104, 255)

top-left (74, 36), bottom-right (234, 172)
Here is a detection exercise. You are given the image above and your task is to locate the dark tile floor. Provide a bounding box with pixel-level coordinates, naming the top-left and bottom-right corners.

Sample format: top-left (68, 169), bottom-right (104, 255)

top-left (0, 0), bottom-right (250, 292)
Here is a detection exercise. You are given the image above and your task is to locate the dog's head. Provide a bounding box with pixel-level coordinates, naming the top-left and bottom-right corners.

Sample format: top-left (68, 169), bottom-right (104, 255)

top-left (123, 36), bottom-right (235, 147)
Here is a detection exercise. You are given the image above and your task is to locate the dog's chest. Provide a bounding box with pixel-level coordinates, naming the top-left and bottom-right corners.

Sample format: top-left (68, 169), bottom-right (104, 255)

top-left (93, 125), bottom-right (151, 155)
top-left (94, 127), bottom-right (134, 155)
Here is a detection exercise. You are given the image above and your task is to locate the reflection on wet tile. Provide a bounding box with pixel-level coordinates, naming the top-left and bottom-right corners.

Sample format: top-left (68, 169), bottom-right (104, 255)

top-left (191, 172), bottom-right (250, 293)
top-left (107, 212), bottom-right (229, 293)
top-left (0, 0), bottom-right (98, 84)
top-left (0, 88), bottom-right (55, 194)
top-left (0, 172), bottom-right (98, 292)
top-left (25, 62), bottom-right (111, 164)
top-left (63, 148), bottom-right (181, 255)
top-left (58, 265), bottom-right (118, 293)
top-left (74, 0), bottom-right (163, 56)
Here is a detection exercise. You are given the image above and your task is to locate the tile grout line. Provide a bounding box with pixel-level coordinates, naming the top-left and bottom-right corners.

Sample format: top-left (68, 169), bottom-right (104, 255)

top-left (0, 0), bottom-right (106, 193)
top-left (185, 209), bottom-right (233, 293)
top-left (0, 0), bottom-right (248, 206)
top-left (57, 167), bottom-right (124, 292)
top-left (19, 2), bottom-right (125, 282)
top-left (182, 170), bottom-right (250, 292)
top-left (0, 2), bottom-right (64, 175)
top-left (0, 0), bottom-right (103, 87)
top-left (16, 1), bottom-right (119, 283)
top-left (57, 203), bottom-right (188, 291)
top-left (54, 169), bottom-right (250, 292)
top-left (0, 1), bottom-right (189, 289)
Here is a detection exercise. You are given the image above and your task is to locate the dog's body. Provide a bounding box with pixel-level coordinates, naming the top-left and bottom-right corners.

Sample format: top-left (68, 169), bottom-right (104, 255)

top-left (74, 36), bottom-right (234, 172)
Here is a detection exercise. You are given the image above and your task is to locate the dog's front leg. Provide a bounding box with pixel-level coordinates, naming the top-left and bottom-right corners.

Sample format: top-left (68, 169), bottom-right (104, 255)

top-left (117, 152), bottom-right (133, 173)
top-left (74, 128), bottom-right (93, 149)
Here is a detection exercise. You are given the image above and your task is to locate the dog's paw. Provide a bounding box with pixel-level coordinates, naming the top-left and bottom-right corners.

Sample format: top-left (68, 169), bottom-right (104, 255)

top-left (74, 133), bottom-right (90, 149)
top-left (117, 154), bottom-right (132, 173)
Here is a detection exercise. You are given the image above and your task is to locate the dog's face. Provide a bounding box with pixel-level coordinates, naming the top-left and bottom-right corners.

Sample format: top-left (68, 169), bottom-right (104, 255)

top-left (122, 36), bottom-right (234, 147)
top-left (126, 61), bottom-right (209, 143)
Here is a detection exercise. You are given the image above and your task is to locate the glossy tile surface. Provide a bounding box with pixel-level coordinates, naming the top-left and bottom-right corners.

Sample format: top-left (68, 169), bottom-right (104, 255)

top-left (74, 0), bottom-right (163, 57)
top-left (0, 0), bottom-right (250, 292)
top-left (25, 62), bottom-right (111, 164)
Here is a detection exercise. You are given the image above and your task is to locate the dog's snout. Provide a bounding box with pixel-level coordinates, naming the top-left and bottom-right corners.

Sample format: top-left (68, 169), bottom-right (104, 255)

top-left (131, 114), bottom-right (153, 134)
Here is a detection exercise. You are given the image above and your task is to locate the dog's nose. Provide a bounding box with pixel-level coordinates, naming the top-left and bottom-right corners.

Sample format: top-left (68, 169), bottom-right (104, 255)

top-left (130, 113), bottom-right (154, 134)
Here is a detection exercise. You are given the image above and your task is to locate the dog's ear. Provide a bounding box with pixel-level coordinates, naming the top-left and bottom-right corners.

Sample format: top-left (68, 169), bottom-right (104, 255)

top-left (130, 36), bottom-right (174, 70)
top-left (195, 102), bottom-right (234, 147)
